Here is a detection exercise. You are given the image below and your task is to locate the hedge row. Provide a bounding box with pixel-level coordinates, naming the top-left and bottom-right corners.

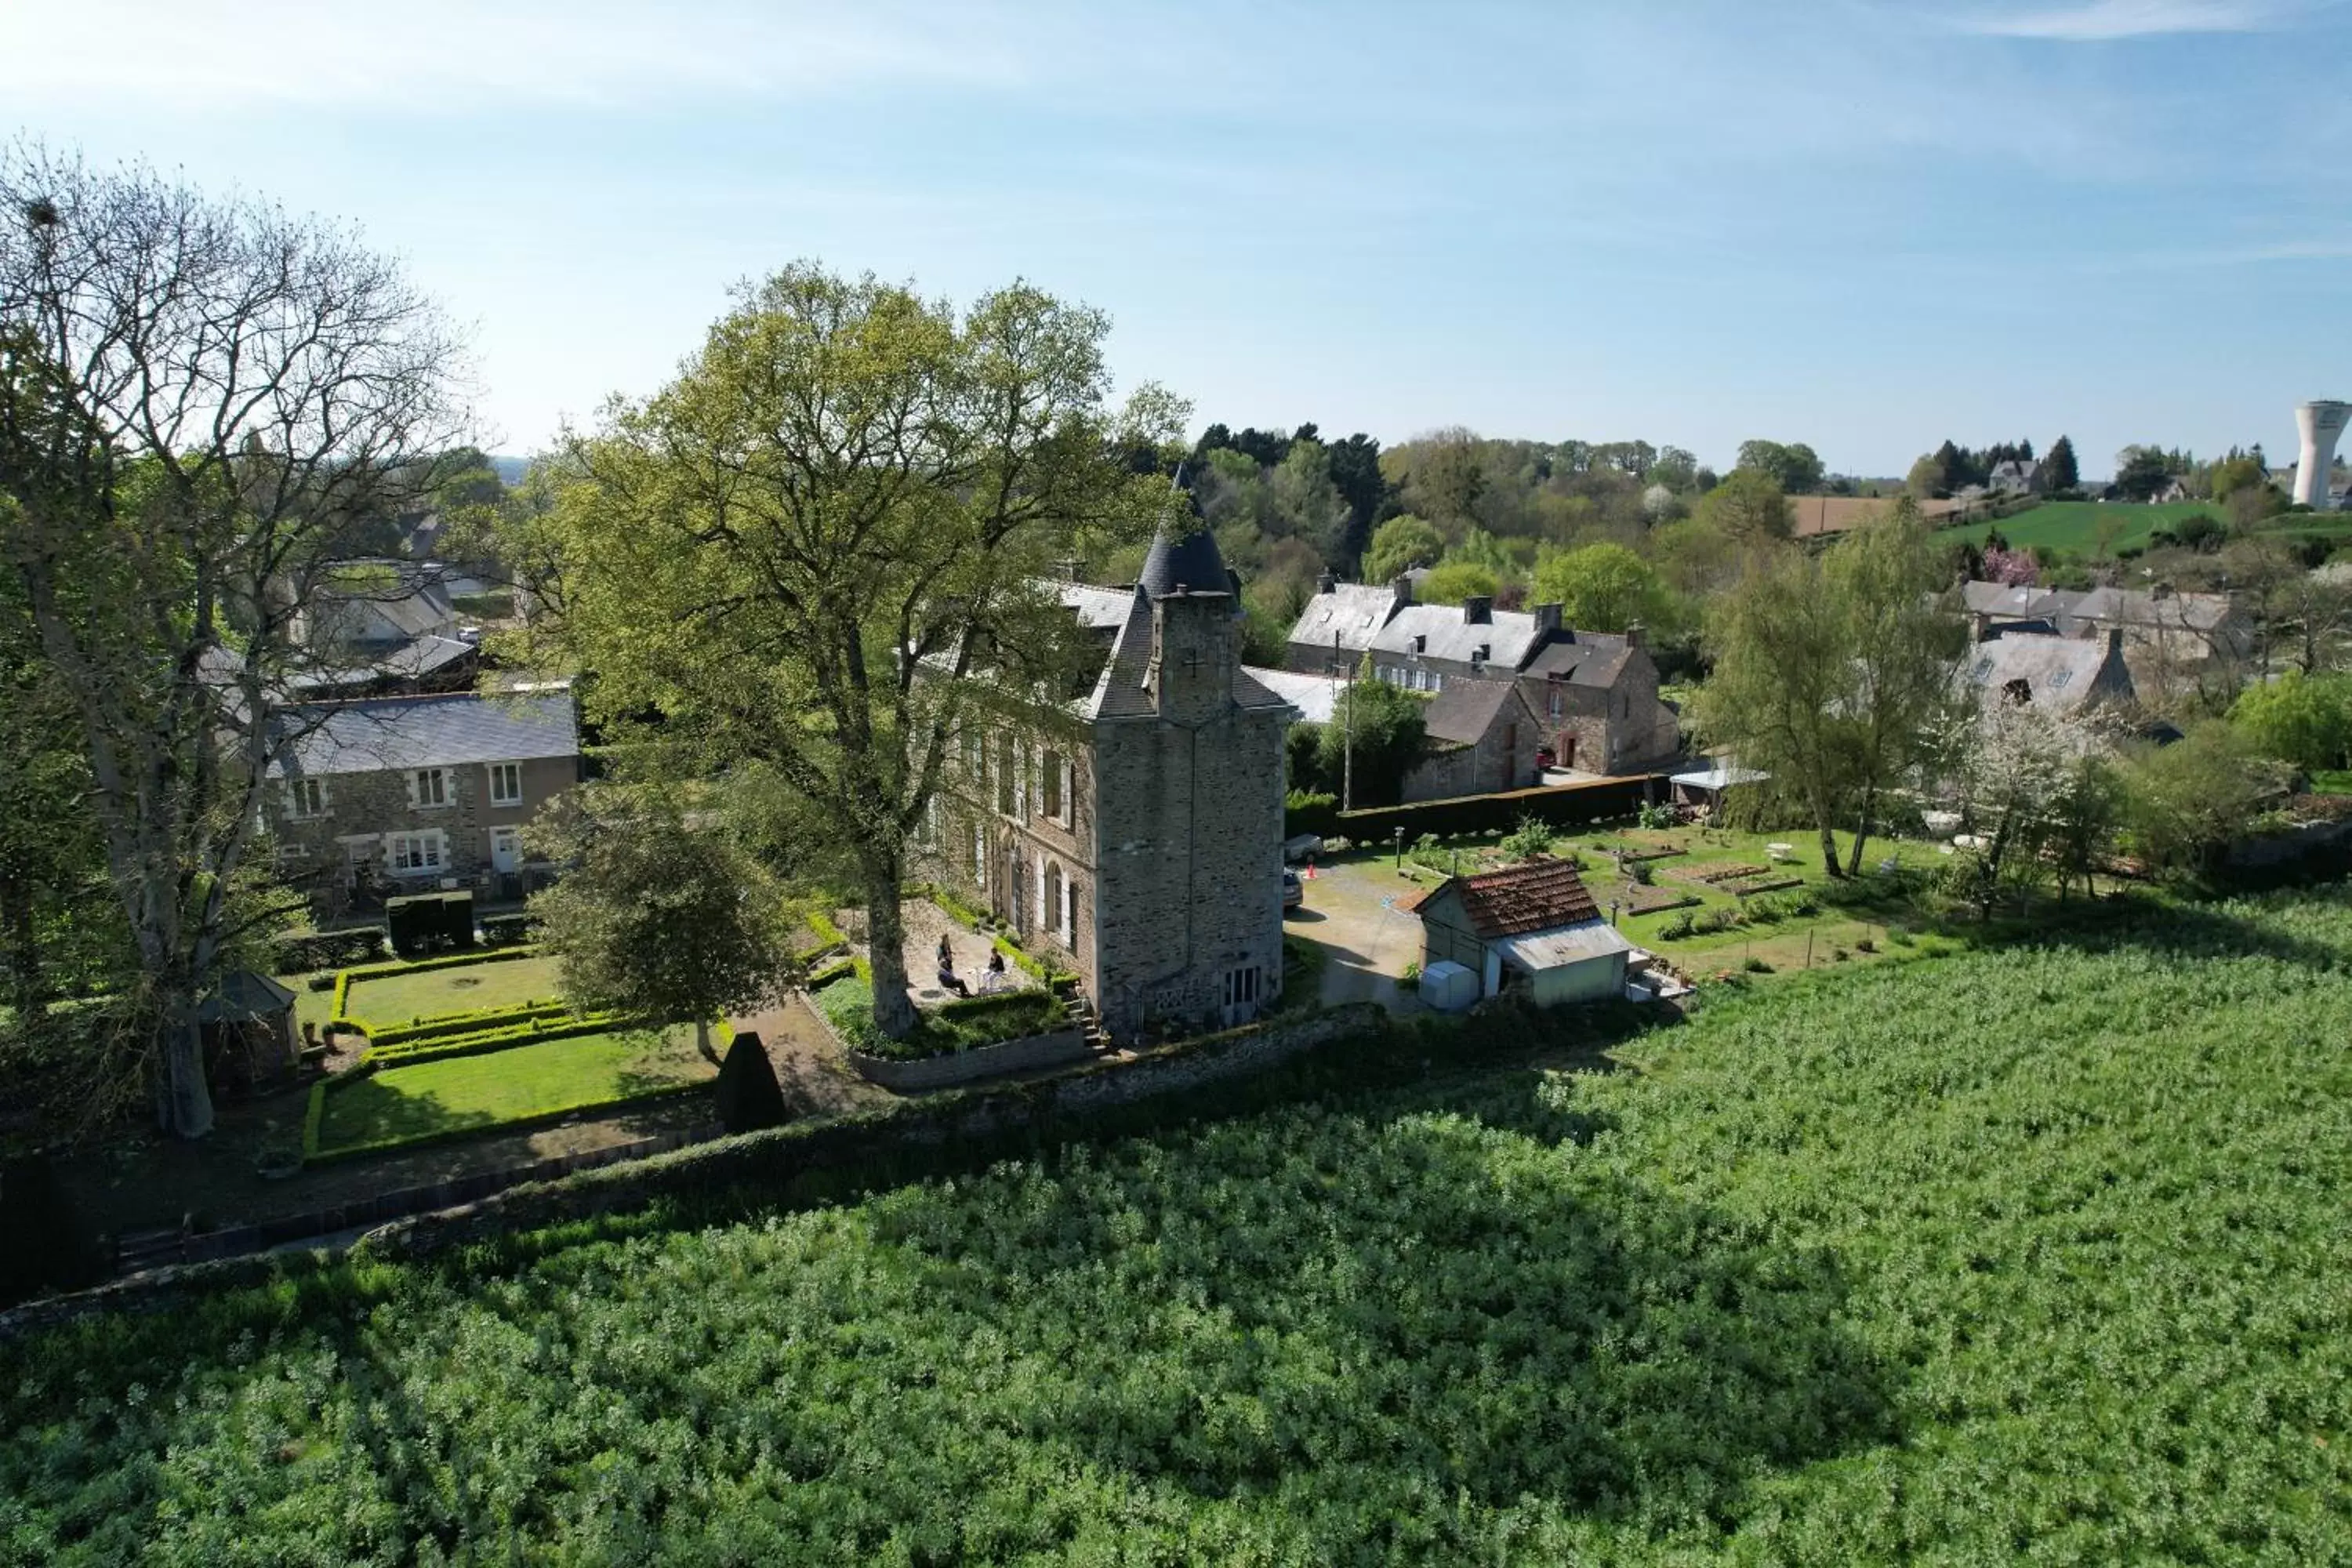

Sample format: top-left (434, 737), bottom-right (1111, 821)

top-left (361, 1006), bottom-right (605, 1058)
top-left (329, 946), bottom-right (545, 1029)
top-left (481, 913), bottom-right (535, 948)
top-left (807, 909), bottom-right (848, 949)
top-left (362, 1014), bottom-right (628, 1069)
top-left (1337, 775), bottom-right (1659, 843)
top-left (272, 928), bottom-right (384, 975)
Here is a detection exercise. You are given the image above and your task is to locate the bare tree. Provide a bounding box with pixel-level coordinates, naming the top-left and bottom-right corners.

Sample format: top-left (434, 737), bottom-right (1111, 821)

top-left (0, 143), bottom-right (466, 1136)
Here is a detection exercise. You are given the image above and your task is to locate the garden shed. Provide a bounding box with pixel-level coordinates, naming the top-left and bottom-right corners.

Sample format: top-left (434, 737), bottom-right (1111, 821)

top-left (1407, 859), bottom-right (1634, 1006)
top-left (198, 969), bottom-right (299, 1090)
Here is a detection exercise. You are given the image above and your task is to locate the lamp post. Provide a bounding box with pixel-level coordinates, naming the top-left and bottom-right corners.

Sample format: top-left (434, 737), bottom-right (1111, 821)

top-left (1393, 825), bottom-right (1406, 871)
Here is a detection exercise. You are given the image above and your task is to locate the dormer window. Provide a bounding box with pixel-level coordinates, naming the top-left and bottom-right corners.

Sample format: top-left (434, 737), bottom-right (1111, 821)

top-left (1411, 633), bottom-right (1427, 655)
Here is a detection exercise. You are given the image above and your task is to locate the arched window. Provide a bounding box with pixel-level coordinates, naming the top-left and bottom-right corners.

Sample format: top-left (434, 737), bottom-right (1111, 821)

top-left (1045, 862), bottom-right (1065, 946)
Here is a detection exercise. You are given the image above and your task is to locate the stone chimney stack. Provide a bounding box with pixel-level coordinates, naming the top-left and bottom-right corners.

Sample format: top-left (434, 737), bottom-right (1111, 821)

top-left (1462, 595), bottom-right (1494, 626)
top-left (1148, 589), bottom-right (1236, 724)
top-left (1624, 622), bottom-right (1646, 649)
top-left (1972, 612), bottom-right (1993, 644)
top-left (1317, 568), bottom-right (1338, 595)
top-left (1531, 602), bottom-right (1563, 637)
top-left (1390, 574), bottom-right (1414, 608)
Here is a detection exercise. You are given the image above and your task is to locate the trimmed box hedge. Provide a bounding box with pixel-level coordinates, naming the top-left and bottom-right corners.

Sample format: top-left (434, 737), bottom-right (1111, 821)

top-left (1338, 775), bottom-right (1658, 843)
top-left (330, 946), bottom-right (547, 1030)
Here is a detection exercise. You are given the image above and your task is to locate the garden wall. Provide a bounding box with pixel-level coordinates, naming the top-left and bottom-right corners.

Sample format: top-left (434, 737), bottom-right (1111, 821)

top-left (844, 1026), bottom-right (1091, 1091)
top-left (0, 1004), bottom-right (1406, 1335)
top-left (1337, 773), bottom-right (1661, 842)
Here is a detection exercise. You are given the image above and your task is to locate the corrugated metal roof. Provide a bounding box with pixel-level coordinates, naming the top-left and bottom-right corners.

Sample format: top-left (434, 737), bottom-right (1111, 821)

top-left (269, 691), bottom-right (579, 778)
top-left (1497, 921), bottom-right (1634, 970)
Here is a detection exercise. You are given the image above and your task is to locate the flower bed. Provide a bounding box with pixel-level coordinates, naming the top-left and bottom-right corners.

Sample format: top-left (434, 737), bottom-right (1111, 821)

top-left (815, 975), bottom-right (1069, 1062)
top-left (1622, 884), bottom-right (1700, 916)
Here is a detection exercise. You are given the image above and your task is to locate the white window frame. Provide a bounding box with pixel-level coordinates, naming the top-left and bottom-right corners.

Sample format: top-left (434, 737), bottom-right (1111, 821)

top-left (972, 822), bottom-right (988, 887)
top-left (488, 825), bottom-right (521, 868)
top-left (1062, 875), bottom-right (1078, 946)
top-left (408, 767), bottom-right (451, 810)
top-left (486, 761), bottom-right (523, 805)
top-left (387, 829), bottom-right (447, 875)
top-left (283, 776), bottom-right (329, 819)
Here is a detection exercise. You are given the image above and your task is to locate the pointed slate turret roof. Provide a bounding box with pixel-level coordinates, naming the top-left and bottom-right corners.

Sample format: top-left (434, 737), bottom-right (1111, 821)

top-left (1138, 523), bottom-right (1232, 601)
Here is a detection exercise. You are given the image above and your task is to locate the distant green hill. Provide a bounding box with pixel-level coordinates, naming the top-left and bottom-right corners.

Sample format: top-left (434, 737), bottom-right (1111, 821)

top-left (1945, 499), bottom-right (2352, 556)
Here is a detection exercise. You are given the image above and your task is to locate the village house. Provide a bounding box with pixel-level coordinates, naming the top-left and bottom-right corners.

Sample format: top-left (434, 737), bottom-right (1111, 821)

top-left (1406, 858), bottom-right (1634, 1005)
top-left (1402, 679), bottom-right (1545, 802)
top-left (1958, 577), bottom-right (2252, 690)
top-left (263, 688), bottom-right (583, 916)
top-left (921, 525), bottom-right (1295, 1042)
top-left (1960, 628), bottom-right (2136, 718)
top-left (1280, 573), bottom-right (1682, 779)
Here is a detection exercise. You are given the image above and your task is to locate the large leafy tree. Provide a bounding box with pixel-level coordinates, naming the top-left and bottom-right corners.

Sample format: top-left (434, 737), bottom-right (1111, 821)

top-left (1734, 439), bottom-right (1825, 495)
top-left (1530, 542), bottom-right (1672, 634)
top-left (1692, 468), bottom-right (1794, 546)
top-left (1362, 514), bottom-right (1442, 584)
top-left (530, 264), bottom-right (1178, 1040)
top-left (1694, 505), bottom-right (1962, 876)
top-left (1, 147), bottom-right (463, 1136)
top-left (2042, 434), bottom-right (2080, 494)
top-left (1317, 666), bottom-right (1427, 808)
top-left (528, 786), bottom-right (792, 1062)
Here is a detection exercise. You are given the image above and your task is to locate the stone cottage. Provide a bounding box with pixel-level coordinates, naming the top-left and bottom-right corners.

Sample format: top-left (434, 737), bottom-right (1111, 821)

top-left (922, 528), bottom-right (1295, 1042)
top-left (1402, 679), bottom-right (1547, 802)
top-left (263, 688), bottom-right (583, 916)
top-left (1283, 573), bottom-right (1682, 777)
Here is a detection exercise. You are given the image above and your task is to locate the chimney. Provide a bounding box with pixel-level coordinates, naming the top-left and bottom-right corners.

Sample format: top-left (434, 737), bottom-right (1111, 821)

top-left (1972, 612), bottom-right (1992, 643)
top-left (1390, 574), bottom-right (1414, 607)
top-left (1053, 558), bottom-right (1081, 582)
top-left (1532, 602), bottom-right (1563, 637)
top-left (1624, 622), bottom-right (1646, 649)
top-left (1462, 595), bottom-right (1494, 625)
top-left (1317, 568), bottom-right (1338, 595)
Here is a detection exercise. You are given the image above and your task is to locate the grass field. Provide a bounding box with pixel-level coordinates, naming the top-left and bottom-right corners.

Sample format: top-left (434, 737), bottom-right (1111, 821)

top-left (312, 1025), bottom-right (713, 1157)
top-left (1940, 499), bottom-right (2220, 554)
top-left (338, 953), bottom-right (563, 1030)
top-left (7, 888), bottom-right (2347, 1561)
top-left (1944, 498), bottom-right (2352, 557)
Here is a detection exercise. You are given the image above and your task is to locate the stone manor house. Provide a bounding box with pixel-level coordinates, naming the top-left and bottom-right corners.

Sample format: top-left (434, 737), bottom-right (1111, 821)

top-left (918, 525), bottom-right (1294, 1042)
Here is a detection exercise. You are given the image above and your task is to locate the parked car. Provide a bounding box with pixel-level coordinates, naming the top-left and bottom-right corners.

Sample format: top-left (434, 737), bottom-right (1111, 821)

top-left (1281, 867), bottom-right (1304, 911)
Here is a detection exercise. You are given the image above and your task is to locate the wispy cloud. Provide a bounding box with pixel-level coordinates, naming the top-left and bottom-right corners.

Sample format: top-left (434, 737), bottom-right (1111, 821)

top-left (1965, 0), bottom-right (2311, 39)
top-left (0, 0), bottom-right (1031, 111)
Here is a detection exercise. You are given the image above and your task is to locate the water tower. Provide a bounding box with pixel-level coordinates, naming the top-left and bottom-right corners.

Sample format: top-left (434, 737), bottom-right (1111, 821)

top-left (2295, 400), bottom-right (2350, 507)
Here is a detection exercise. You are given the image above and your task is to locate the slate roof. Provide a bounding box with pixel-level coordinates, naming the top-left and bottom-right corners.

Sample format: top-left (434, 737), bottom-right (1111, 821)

top-left (1520, 633), bottom-right (1635, 688)
top-left (1962, 581), bottom-right (2065, 619)
top-left (1138, 525), bottom-right (1232, 601)
top-left (2059, 586), bottom-right (2238, 635)
top-left (268, 691), bottom-right (579, 778)
top-left (1371, 602), bottom-right (1544, 670)
top-left (1059, 582), bottom-right (1141, 631)
top-left (1286, 582), bottom-right (1403, 658)
top-left (1422, 679), bottom-right (1518, 746)
top-left (1961, 632), bottom-right (2129, 716)
top-left (1432, 858), bottom-right (1602, 940)
top-left (1243, 665), bottom-right (1341, 724)
top-left (1082, 595), bottom-right (1290, 722)
top-left (290, 633), bottom-right (477, 695)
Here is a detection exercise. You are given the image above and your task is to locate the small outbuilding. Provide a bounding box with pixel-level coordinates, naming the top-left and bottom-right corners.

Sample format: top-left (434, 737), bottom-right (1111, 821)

top-left (198, 969), bottom-right (299, 1091)
top-left (1406, 858), bottom-right (1634, 1005)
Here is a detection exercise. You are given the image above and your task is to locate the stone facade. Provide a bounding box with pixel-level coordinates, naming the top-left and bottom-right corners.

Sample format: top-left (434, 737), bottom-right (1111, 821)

top-left (923, 545), bottom-right (1294, 1043)
top-left (1403, 681), bottom-right (1545, 803)
top-left (268, 753), bottom-right (578, 916)
top-left (1518, 631), bottom-right (1682, 776)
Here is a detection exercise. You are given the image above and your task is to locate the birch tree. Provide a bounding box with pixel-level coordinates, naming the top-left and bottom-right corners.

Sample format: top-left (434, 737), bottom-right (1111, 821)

top-left (0, 146), bottom-right (464, 1136)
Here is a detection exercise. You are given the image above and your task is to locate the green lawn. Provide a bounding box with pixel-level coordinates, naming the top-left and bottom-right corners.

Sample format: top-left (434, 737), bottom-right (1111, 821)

top-left (339, 953), bottom-right (564, 1029)
top-left (313, 1025), bottom-right (713, 1158)
top-left (9, 890), bottom-right (2348, 1561)
top-left (1940, 499), bottom-right (2221, 554)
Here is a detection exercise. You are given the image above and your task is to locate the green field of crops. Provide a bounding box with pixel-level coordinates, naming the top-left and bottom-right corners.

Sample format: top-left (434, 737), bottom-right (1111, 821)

top-left (6, 892), bottom-right (2349, 1561)
top-left (1940, 499), bottom-right (2221, 554)
top-left (1944, 498), bottom-right (2352, 557)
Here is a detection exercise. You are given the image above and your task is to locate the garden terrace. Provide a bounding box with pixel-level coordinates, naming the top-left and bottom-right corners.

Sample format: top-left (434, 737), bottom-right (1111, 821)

top-left (333, 949), bottom-right (564, 1036)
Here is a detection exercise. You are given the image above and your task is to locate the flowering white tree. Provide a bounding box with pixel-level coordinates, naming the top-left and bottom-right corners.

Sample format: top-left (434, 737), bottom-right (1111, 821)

top-left (1941, 697), bottom-right (2120, 915)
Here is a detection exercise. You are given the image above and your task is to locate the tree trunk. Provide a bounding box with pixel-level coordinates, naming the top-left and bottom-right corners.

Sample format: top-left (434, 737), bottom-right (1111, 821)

top-left (695, 1017), bottom-right (717, 1066)
top-left (156, 996), bottom-right (215, 1141)
top-left (1845, 782), bottom-right (1878, 879)
top-left (862, 861), bottom-right (917, 1040)
top-left (1, 875), bottom-right (46, 1022)
top-left (1814, 800), bottom-right (1845, 880)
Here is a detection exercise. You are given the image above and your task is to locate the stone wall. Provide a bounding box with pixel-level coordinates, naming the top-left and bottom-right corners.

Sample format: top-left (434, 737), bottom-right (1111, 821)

top-left (1520, 648), bottom-right (1680, 776)
top-left (844, 1027), bottom-right (1092, 1091)
top-left (1404, 688), bottom-right (1542, 804)
top-left (1090, 594), bottom-right (1289, 1040)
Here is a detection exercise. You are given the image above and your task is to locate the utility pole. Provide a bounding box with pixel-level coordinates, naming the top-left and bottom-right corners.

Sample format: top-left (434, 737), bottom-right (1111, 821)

top-left (1336, 631), bottom-right (1355, 812)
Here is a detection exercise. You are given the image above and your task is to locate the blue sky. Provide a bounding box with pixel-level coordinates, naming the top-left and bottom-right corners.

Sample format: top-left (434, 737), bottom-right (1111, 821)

top-left (9, 0), bottom-right (2351, 477)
